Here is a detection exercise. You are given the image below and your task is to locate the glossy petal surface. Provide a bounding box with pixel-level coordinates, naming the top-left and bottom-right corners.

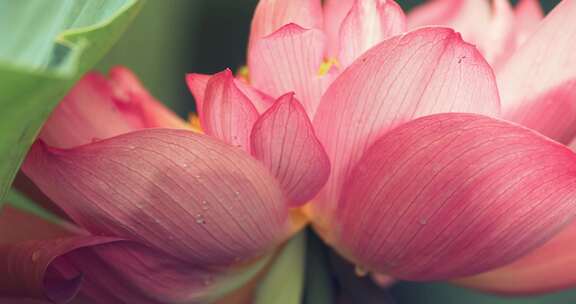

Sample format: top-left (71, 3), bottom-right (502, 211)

top-left (337, 113), bottom-right (576, 280)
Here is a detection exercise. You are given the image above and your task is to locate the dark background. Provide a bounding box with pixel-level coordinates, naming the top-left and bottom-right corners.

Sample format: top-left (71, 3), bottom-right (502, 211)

top-left (97, 0), bottom-right (561, 117)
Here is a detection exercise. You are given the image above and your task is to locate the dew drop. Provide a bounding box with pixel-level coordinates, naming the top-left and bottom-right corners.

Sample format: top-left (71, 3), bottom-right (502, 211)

top-left (354, 265), bottom-right (368, 277)
top-left (419, 218), bottom-right (428, 225)
top-left (195, 214), bottom-right (206, 224)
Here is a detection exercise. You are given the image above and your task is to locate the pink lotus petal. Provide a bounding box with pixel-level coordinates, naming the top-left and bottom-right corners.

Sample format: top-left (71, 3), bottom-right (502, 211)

top-left (338, 0), bottom-right (406, 67)
top-left (323, 0), bottom-right (355, 57)
top-left (514, 0), bottom-right (543, 46)
top-left (0, 236), bottom-right (121, 303)
top-left (249, 23), bottom-right (333, 116)
top-left (249, 0), bottom-right (323, 50)
top-left (455, 220), bottom-right (576, 295)
top-left (185, 73), bottom-right (211, 117)
top-left (108, 67), bottom-right (188, 129)
top-left (201, 69), bottom-right (260, 151)
top-left (233, 79), bottom-right (276, 114)
top-left (497, 0), bottom-right (576, 144)
top-left (40, 72), bottom-right (138, 149)
top-left (336, 113), bottom-right (576, 280)
top-left (250, 93), bottom-right (330, 207)
top-left (22, 128), bottom-right (290, 267)
top-left (313, 27), bottom-right (500, 226)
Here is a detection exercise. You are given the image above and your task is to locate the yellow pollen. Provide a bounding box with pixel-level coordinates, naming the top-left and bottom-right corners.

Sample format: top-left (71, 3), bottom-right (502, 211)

top-left (318, 58), bottom-right (339, 76)
top-left (237, 65), bottom-right (250, 83)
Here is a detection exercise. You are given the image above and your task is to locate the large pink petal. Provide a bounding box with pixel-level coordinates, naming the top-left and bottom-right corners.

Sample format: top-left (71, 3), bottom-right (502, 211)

top-left (323, 0), bottom-right (355, 57)
top-left (338, 0), bottom-right (406, 67)
top-left (250, 93), bottom-right (330, 207)
top-left (39, 72), bottom-right (137, 149)
top-left (335, 113), bottom-right (576, 280)
top-left (41, 68), bottom-right (186, 149)
top-left (249, 24), bottom-right (333, 116)
top-left (107, 67), bottom-right (188, 129)
top-left (201, 69), bottom-right (260, 151)
top-left (22, 128), bottom-right (290, 267)
top-left (497, 0), bottom-right (576, 144)
top-left (234, 79), bottom-right (276, 114)
top-left (248, 0), bottom-right (323, 50)
top-left (455, 220), bottom-right (576, 295)
top-left (185, 73), bottom-right (211, 116)
top-left (313, 27), bottom-right (500, 228)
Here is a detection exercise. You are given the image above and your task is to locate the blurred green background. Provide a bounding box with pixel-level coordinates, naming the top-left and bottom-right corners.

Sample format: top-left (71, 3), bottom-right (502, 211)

top-left (97, 0), bottom-right (561, 117)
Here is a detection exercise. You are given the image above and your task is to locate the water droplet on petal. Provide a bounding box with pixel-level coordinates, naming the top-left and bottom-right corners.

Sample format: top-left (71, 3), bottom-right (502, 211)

top-left (419, 218), bottom-right (428, 225)
top-left (31, 251), bottom-right (40, 263)
top-left (195, 214), bottom-right (206, 224)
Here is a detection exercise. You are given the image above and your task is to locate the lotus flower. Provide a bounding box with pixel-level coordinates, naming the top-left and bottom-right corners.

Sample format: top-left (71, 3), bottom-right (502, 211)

top-left (1, 67), bottom-right (325, 303)
top-left (186, 0), bottom-right (576, 296)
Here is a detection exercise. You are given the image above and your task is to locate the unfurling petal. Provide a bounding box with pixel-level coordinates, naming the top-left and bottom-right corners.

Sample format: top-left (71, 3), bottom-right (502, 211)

top-left (323, 0), bottom-right (355, 57)
top-left (251, 93), bottom-right (330, 206)
top-left (338, 0), bottom-right (406, 67)
top-left (40, 72), bottom-right (137, 149)
top-left (22, 129), bottom-right (290, 267)
top-left (497, 0), bottom-right (576, 144)
top-left (249, 24), bottom-right (332, 116)
top-left (455, 220), bottom-right (576, 295)
top-left (336, 113), bottom-right (576, 280)
top-left (41, 68), bottom-right (186, 149)
top-left (201, 69), bottom-right (259, 151)
top-left (249, 0), bottom-right (322, 50)
top-left (514, 0), bottom-right (544, 46)
top-left (185, 73), bottom-right (211, 116)
top-left (313, 27), bottom-right (500, 228)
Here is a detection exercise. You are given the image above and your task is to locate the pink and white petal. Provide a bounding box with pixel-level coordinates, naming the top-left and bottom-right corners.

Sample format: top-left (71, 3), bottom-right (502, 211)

top-left (338, 0), bottom-right (406, 67)
top-left (482, 0), bottom-right (516, 69)
top-left (455, 220), bottom-right (576, 295)
top-left (323, 0), bottom-right (355, 57)
top-left (249, 0), bottom-right (323, 50)
top-left (313, 27), bottom-right (500, 227)
top-left (249, 24), bottom-right (332, 116)
top-left (201, 69), bottom-right (260, 151)
top-left (108, 67), bottom-right (188, 130)
top-left (336, 113), bottom-right (576, 281)
top-left (39, 73), bottom-right (138, 149)
top-left (22, 128), bottom-right (290, 267)
top-left (514, 0), bottom-right (543, 46)
top-left (233, 79), bottom-right (276, 114)
top-left (497, 0), bottom-right (576, 144)
top-left (251, 93), bottom-right (330, 207)
top-left (185, 73), bottom-right (211, 116)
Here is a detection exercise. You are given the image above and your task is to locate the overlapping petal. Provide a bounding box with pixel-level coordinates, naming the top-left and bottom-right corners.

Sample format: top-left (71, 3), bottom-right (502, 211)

top-left (249, 0), bottom-right (323, 50)
top-left (22, 128), bottom-right (290, 267)
top-left (338, 0), bottom-right (406, 67)
top-left (313, 27), bottom-right (500, 228)
top-left (249, 23), bottom-right (332, 116)
top-left (251, 93), bottom-right (330, 206)
top-left (336, 113), bottom-right (576, 280)
top-left (456, 220), bottom-right (576, 295)
top-left (497, 0), bottom-right (576, 144)
top-left (185, 73), bottom-right (211, 116)
top-left (201, 69), bottom-right (260, 151)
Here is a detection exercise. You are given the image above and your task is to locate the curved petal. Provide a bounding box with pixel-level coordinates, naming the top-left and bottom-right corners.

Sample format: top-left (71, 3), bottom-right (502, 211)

top-left (338, 0), bottom-right (406, 67)
top-left (108, 66), bottom-right (188, 129)
top-left (41, 68), bottom-right (186, 149)
top-left (335, 113), bottom-right (576, 281)
top-left (201, 69), bottom-right (260, 151)
top-left (234, 79), bottom-right (276, 114)
top-left (248, 23), bottom-right (332, 116)
top-left (22, 128), bottom-right (290, 267)
top-left (185, 73), bottom-right (211, 116)
top-left (312, 27), bottom-right (500, 228)
top-left (455, 220), bottom-right (576, 295)
top-left (497, 0), bottom-right (576, 144)
top-left (250, 93), bottom-right (330, 206)
top-left (39, 72), bottom-right (137, 149)
top-left (249, 0), bottom-right (323, 50)
top-left (323, 0), bottom-right (355, 57)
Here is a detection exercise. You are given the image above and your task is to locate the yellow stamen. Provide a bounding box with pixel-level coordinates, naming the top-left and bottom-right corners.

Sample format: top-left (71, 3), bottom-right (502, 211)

top-left (188, 113), bottom-right (203, 133)
top-left (237, 65), bottom-right (250, 83)
top-left (317, 58), bottom-right (340, 76)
